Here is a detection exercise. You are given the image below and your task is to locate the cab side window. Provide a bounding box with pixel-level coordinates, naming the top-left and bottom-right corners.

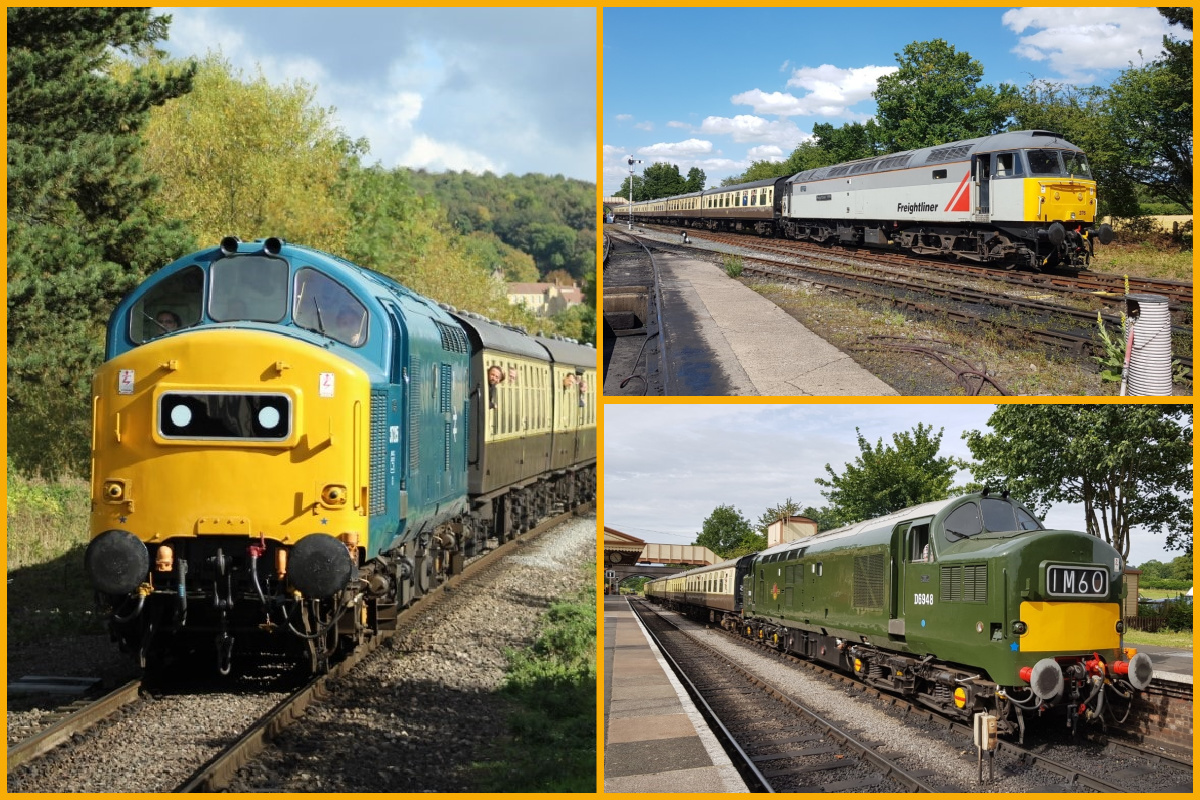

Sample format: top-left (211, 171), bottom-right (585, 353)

top-left (909, 523), bottom-right (932, 562)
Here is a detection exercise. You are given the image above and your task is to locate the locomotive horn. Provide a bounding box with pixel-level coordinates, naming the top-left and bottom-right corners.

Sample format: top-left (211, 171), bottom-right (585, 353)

top-left (220, 236), bottom-right (241, 256)
top-left (263, 237), bottom-right (284, 255)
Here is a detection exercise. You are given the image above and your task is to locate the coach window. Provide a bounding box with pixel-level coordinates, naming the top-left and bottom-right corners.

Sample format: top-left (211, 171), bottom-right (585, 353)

top-left (944, 502), bottom-right (983, 540)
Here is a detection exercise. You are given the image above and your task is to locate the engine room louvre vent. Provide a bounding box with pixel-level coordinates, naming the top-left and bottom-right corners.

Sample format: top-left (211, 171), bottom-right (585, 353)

top-left (963, 564), bottom-right (988, 602)
top-left (940, 564), bottom-right (987, 602)
top-left (435, 320), bottom-right (468, 353)
top-left (941, 565), bottom-right (961, 601)
top-left (369, 391), bottom-right (388, 516)
top-left (853, 553), bottom-right (885, 608)
top-left (925, 144), bottom-right (972, 164)
top-left (878, 154), bottom-right (913, 171)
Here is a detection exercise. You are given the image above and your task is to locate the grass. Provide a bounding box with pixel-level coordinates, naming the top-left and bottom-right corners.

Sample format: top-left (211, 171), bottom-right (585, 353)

top-left (7, 469), bottom-right (106, 644)
top-left (722, 254), bottom-right (744, 278)
top-left (1122, 628), bottom-right (1193, 648)
top-left (472, 576), bottom-right (596, 792)
top-left (746, 279), bottom-right (1106, 396)
top-left (1138, 587), bottom-right (1192, 600)
top-left (1092, 241), bottom-right (1193, 281)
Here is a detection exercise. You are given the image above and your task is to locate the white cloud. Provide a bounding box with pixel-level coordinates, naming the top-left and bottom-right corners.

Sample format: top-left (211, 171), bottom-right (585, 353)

top-left (634, 121), bottom-right (654, 131)
top-left (746, 144), bottom-right (784, 161)
top-left (732, 64), bottom-right (896, 118)
top-left (637, 138), bottom-right (713, 158)
top-left (615, 113), bottom-right (633, 121)
top-left (401, 134), bottom-right (499, 174)
top-left (699, 115), bottom-right (810, 148)
top-left (779, 59), bottom-right (791, 73)
top-left (1002, 7), bottom-right (1190, 79)
top-left (666, 120), bottom-right (691, 129)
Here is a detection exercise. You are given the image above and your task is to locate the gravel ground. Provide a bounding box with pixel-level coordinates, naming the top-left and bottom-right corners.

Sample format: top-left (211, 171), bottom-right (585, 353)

top-left (8, 634), bottom-right (142, 743)
top-left (225, 514), bottom-right (596, 792)
top-left (8, 685), bottom-right (289, 792)
top-left (657, 607), bottom-right (1084, 793)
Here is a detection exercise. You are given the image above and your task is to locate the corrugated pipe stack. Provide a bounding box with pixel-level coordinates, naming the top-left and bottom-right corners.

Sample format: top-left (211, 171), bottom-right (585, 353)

top-left (1122, 294), bottom-right (1172, 396)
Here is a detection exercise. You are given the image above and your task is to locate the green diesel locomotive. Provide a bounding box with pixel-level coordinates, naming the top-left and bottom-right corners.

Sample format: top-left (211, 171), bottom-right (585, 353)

top-left (646, 491), bottom-right (1153, 740)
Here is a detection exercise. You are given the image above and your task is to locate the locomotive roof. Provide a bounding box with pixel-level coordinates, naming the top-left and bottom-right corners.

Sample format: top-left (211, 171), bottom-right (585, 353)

top-left (756, 496), bottom-right (964, 557)
top-left (451, 310), bottom-right (547, 360)
top-left (787, 130), bottom-right (1081, 184)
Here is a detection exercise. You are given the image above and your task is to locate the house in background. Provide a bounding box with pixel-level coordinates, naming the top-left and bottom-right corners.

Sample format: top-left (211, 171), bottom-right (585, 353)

top-left (507, 281), bottom-right (584, 317)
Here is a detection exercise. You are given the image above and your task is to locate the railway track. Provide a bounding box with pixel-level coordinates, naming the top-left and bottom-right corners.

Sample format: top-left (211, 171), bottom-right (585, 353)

top-left (629, 228), bottom-right (1192, 383)
top-left (7, 504), bottom-right (593, 792)
top-left (650, 225), bottom-right (1193, 308)
top-left (632, 599), bottom-right (941, 792)
top-left (603, 231), bottom-right (670, 395)
top-left (632, 599), bottom-right (1192, 794)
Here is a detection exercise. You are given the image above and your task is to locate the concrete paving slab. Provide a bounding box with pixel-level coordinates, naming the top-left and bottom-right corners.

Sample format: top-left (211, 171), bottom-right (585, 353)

top-left (607, 713), bottom-right (700, 744)
top-left (605, 736), bottom-right (714, 778)
top-left (655, 251), bottom-right (897, 396)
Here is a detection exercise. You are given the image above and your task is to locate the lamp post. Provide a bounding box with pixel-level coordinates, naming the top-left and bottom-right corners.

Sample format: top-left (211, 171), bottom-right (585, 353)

top-left (626, 155), bottom-right (642, 231)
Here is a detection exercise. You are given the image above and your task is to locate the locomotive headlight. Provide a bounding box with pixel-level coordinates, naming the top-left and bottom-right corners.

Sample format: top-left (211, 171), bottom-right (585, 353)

top-left (321, 484), bottom-right (347, 506)
top-left (104, 481), bottom-right (124, 500)
top-left (1012, 620), bottom-right (1028, 636)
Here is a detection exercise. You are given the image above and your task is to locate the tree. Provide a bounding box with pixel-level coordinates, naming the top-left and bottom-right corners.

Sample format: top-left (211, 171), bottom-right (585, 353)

top-left (755, 498), bottom-right (801, 534)
top-left (1103, 10), bottom-right (1193, 212)
top-left (873, 39), bottom-right (1015, 151)
top-left (963, 405), bottom-right (1193, 559)
top-left (800, 505), bottom-right (843, 533)
top-left (693, 504), bottom-right (763, 558)
top-left (140, 53), bottom-right (357, 251)
top-left (7, 8), bottom-right (195, 476)
top-left (815, 424), bottom-right (964, 523)
top-left (811, 121), bottom-right (885, 163)
top-left (683, 166), bottom-right (706, 192)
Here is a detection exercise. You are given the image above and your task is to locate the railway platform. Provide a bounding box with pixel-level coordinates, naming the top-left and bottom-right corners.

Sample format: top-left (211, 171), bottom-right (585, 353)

top-left (603, 595), bottom-right (747, 792)
top-left (648, 244), bottom-right (898, 396)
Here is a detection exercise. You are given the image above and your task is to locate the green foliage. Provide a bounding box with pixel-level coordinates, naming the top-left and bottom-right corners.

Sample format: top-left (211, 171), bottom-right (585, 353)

top-left (694, 504), bottom-right (763, 558)
top-left (139, 53), bottom-right (358, 251)
top-left (1103, 9), bottom-right (1192, 212)
top-left (963, 406), bottom-right (1194, 558)
top-left (873, 39), bottom-right (1014, 152)
top-left (756, 498), bottom-right (801, 534)
top-left (1137, 554), bottom-right (1193, 581)
top-left (816, 424), bottom-right (964, 524)
top-left (1093, 311), bottom-right (1128, 382)
top-left (460, 232), bottom-right (540, 282)
top-left (1141, 577), bottom-right (1192, 591)
top-left (800, 505), bottom-right (844, 533)
top-left (550, 302), bottom-right (596, 345)
top-left (474, 583), bottom-right (595, 792)
top-left (406, 170), bottom-right (596, 283)
top-left (7, 7), bottom-right (196, 478)
top-left (683, 166), bottom-right (706, 192)
top-left (722, 255), bottom-right (744, 278)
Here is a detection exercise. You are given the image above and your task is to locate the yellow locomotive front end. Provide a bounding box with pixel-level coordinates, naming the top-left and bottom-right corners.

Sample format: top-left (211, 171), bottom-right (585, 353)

top-left (87, 328), bottom-right (371, 671)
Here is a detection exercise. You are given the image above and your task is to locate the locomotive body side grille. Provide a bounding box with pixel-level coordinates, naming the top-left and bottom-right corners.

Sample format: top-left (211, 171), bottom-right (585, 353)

top-left (369, 391), bottom-right (388, 516)
top-left (408, 354), bottom-right (421, 472)
top-left (941, 565), bottom-right (962, 602)
top-left (853, 553), bottom-right (885, 609)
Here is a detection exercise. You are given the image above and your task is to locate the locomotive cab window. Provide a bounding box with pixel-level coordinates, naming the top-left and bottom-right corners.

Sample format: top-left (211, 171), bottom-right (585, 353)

top-left (944, 502), bottom-right (983, 540)
top-left (131, 265), bottom-right (204, 343)
top-left (994, 152), bottom-right (1022, 178)
top-left (209, 255), bottom-right (288, 323)
top-left (293, 268), bottom-right (367, 346)
top-left (981, 497), bottom-right (1044, 533)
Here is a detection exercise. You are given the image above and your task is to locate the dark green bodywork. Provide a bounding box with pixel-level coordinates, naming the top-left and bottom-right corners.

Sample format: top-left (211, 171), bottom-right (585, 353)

top-left (744, 493), bottom-right (1125, 685)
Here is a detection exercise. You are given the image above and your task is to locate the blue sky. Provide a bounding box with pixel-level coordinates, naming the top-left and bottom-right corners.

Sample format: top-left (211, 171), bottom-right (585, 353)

top-left (156, 7), bottom-right (596, 181)
top-left (603, 7), bottom-right (1190, 194)
top-left (603, 404), bottom-right (1187, 567)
